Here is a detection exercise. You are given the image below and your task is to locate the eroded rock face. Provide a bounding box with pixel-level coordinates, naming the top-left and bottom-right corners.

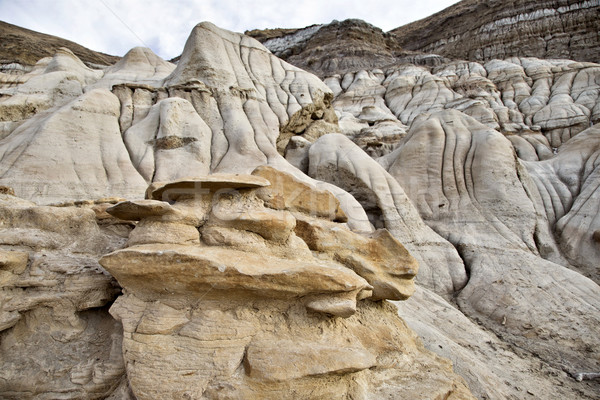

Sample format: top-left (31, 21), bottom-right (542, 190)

top-left (248, 19), bottom-right (449, 78)
top-left (0, 22), bottom-right (340, 203)
top-left (307, 133), bottom-right (468, 297)
top-left (326, 58), bottom-right (600, 154)
top-left (1, 17), bottom-right (599, 400)
top-left (388, 111), bottom-right (600, 374)
top-left (0, 192), bottom-right (132, 399)
top-left (391, 0), bottom-right (600, 64)
top-left (308, 109), bottom-right (600, 397)
top-left (98, 173), bottom-right (472, 399)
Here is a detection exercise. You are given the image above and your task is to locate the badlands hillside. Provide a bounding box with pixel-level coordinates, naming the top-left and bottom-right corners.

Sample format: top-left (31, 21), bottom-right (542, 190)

top-left (390, 0), bottom-right (600, 63)
top-left (0, 20), bottom-right (119, 71)
top-left (0, 0), bottom-right (599, 399)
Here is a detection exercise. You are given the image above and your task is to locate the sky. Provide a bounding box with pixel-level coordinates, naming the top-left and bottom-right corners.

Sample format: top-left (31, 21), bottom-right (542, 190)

top-left (0, 0), bottom-right (460, 60)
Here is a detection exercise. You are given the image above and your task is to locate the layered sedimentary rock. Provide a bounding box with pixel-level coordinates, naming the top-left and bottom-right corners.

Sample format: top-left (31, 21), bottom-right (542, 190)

top-left (0, 22), bottom-right (477, 399)
top-left (307, 109), bottom-right (600, 398)
top-left (305, 55), bottom-right (600, 398)
top-left (0, 21), bottom-right (372, 232)
top-left (326, 57), bottom-right (600, 155)
top-left (0, 192), bottom-right (131, 399)
top-left (1, 17), bottom-right (599, 400)
top-left (248, 19), bottom-right (447, 77)
top-left (96, 172), bottom-right (473, 399)
top-left (391, 0), bottom-right (600, 64)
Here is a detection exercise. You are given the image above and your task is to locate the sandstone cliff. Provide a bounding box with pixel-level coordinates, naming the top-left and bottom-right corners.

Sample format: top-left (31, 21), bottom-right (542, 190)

top-left (0, 22), bottom-right (475, 399)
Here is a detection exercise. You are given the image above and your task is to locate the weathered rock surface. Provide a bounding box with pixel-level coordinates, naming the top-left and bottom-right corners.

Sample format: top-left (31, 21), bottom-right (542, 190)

top-left (98, 174), bottom-right (470, 399)
top-left (308, 109), bottom-right (600, 396)
top-left (524, 124), bottom-right (600, 280)
top-left (252, 165), bottom-right (347, 221)
top-left (391, 0), bottom-right (600, 64)
top-left (387, 110), bottom-right (600, 375)
top-left (0, 192), bottom-right (131, 399)
top-left (307, 133), bottom-right (468, 296)
top-left (0, 22), bottom-right (373, 231)
top-left (396, 286), bottom-right (600, 399)
top-left (248, 19), bottom-right (448, 77)
top-left (1, 15), bottom-right (600, 400)
top-left (325, 57), bottom-right (600, 154)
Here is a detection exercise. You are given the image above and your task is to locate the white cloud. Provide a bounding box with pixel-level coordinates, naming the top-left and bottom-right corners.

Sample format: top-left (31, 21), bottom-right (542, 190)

top-left (0, 0), bottom-right (460, 60)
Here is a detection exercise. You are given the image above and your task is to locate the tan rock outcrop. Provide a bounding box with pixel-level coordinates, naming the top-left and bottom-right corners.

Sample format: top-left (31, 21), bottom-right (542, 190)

top-left (0, 192), bottom-right (131, 399)
top-left (99, 175), bottom-right (472, 399)
top-left (252, 165), bottom-right (347, 221)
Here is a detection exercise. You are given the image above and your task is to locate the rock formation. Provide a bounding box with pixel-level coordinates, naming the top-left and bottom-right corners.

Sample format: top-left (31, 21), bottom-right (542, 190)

top-left (391, 0), bottom-right (600, 64)
top-left (248, 19), bottom-right (448, 77)
top-left (96, 171), bottom-right (472, 399)
top-left (249, 0), bottom-right (600, 75)
top-left (326, 57), bottom-right (600, 155)
top-left (0, 22), bottom-right (475, 399)
top-left (0, 193), bottom-right (131, 398)
top-left (1, 11), bottom-right (599, 400)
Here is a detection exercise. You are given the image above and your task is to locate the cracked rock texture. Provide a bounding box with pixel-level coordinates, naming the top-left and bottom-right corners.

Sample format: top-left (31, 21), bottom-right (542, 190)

top-left (1, 12), bottom-right (600, 400)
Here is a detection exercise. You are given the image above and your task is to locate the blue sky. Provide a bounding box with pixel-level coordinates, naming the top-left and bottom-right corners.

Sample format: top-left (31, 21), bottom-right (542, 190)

top-left (0, 0), bottom-right (460, 60)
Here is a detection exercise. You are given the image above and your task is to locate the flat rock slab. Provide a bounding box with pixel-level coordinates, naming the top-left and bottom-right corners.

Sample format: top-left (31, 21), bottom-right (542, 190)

top-left (146, 174), bottom-right (271, 201)
top-left (246, 337), bottom-right (377, 381)
top-left (106, 199), bottom-right (175, 220)
top-left (209, 208), bottom-right (296, 243)
top-left (100, 244), bottom-right (371, 300)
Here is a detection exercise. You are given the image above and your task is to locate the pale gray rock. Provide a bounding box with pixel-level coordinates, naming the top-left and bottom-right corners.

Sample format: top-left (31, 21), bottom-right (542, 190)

top-left (524, 124), bottom-right (600, 280)
top-left (383, 110), bottom-right (600, 375)
top-left (95, 47), bottom-right (175, 89)
top-left (123, 97), bottom-right (212, 182)
top-left (308, 133), bottom-right (467, 296)
top-left (0, 88), bottom-right (148, 203)
top-left (0, 22), bottom-right (372, 231)
top-left (320, 58), bottom-right (600, 395)
top-left (0, 48), bottom-right (101, 126)
top-left (327, 58), bottom-right (599, 154)
top-left (396, 286), bottom-right (599, 400)
top-left (162, 22), bottom-right (335, 175)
